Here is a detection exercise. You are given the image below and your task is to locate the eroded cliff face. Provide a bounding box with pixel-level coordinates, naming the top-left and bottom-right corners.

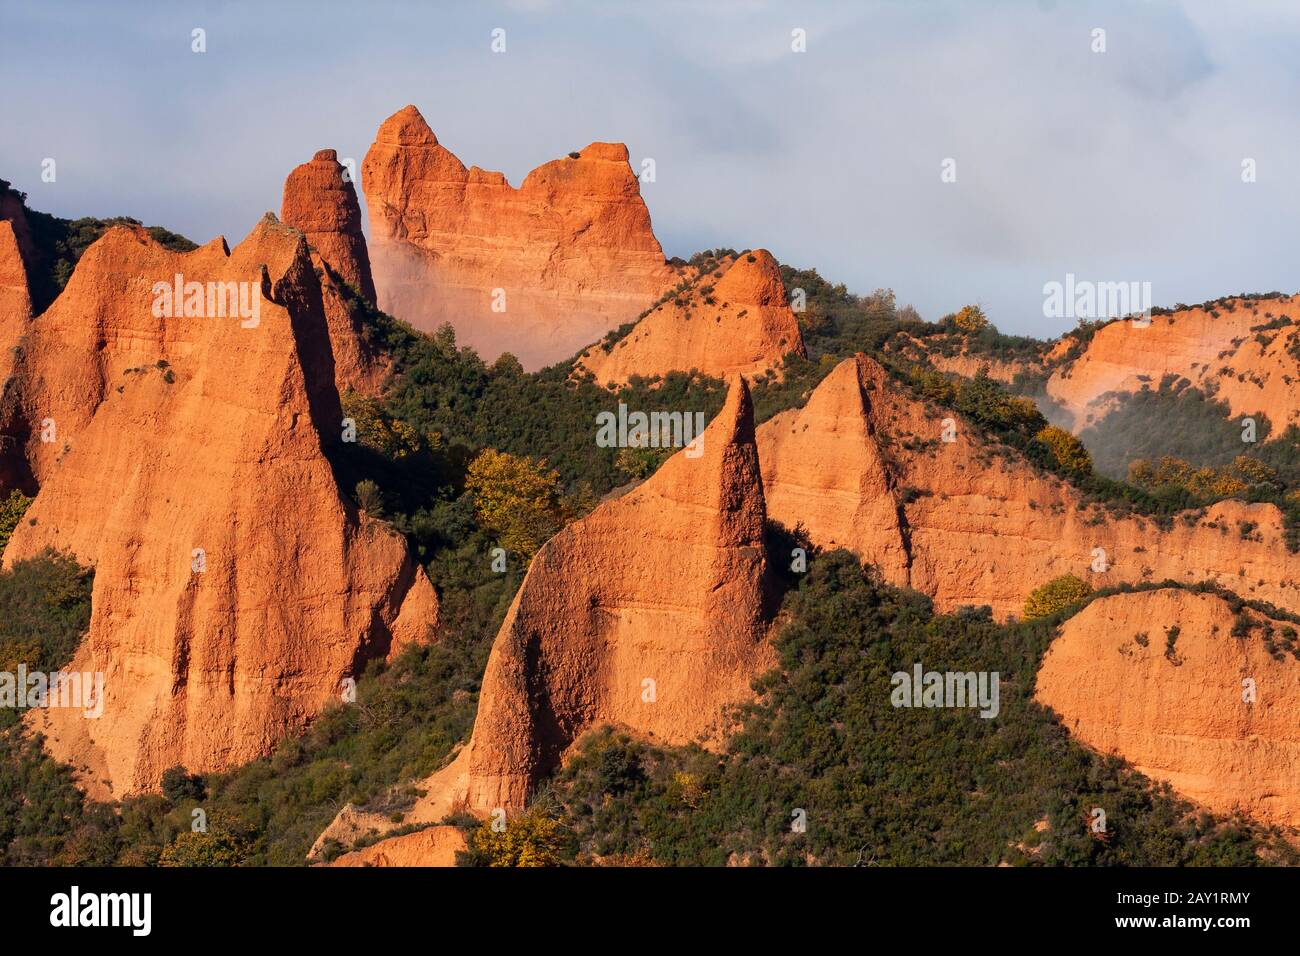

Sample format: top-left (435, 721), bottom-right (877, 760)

top-left (326, 825), bottom-right (466, 867)
top-left (1036, 588), bottom-right (1300, 827)
top-left (758, 355), bottom-right (910, 584)
top-left (0, 220), bottom-right (31, 385)
top-left (1, 216), bottom-right (437, 798)
top-left (281, 148), bottom-right (387, 394)
top-left (1046, 296), bottom-right (1300, 431)
top-left (575, 250), bottom-right (805, 386)
top-left (0, 183), bottom-right (35, 385)
top-left (758, 354), bottom-right (1300, 620)
top-left (362, 105), bottom-right (673, 370)
top-left (314, 377), bottom-right (776, 850)
top-left (282, 148), bottom-right (376, 302)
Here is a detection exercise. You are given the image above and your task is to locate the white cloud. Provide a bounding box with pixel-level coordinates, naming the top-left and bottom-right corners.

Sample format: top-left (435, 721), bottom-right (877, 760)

top-left (2, 0), bottom-right (1295, 336)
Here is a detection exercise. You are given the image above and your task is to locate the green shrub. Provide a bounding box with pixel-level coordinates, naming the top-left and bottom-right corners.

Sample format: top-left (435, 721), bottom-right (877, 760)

top-left (1023, 575), bottom-right (1093, 620)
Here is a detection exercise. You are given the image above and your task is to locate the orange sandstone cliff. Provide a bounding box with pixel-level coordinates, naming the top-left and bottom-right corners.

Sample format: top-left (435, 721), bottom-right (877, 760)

top-left (312, 377), bottom-right (776, 853)
top-left (0, 184), bottom-right (35, 383)
top-left (575, 249), bottom-right (805, 387)
top-left (1, 216), bottom-right (437, 798)
top-left (281, 148), bottom-right (387, 394)
top-left (326, 826), bottom-right (466, 867)
top-left (0, 220), bottom-right (31, 384)
top-left (1036, 588), bottom-right (1300, 827)
top-left (361, 105), bottom-right (673, 370)
top-left (282, 148), bottom-right (376, 302)
top-left (1046, 296), bottom-right (1300, 431)
top-left (757, 354), bottom-right (1300, 620)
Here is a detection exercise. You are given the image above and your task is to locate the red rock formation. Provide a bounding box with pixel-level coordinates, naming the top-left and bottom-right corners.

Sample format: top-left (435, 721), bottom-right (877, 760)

top-left (0, 181), bottom-right (37, 267)
top-left (0, 220), bottom-right (31, 385)
top-left (362, 105), bottom-right (673, 369)
top-left (576, 250), bottom-right (805, 386)
top-left (282, 149), bottom-right (376, 302)
top-left (2, 215), bottom-right (437, 798)
top-left (315, 377), bottom-right (775, 849)
top-left (281, 149), bottom-right (387, 394)
top-left (326, 826), bottom-right (466, 867)
top-left (0, 182), bottom-right (35, 385)
top-left (758, 354), bottom-right (1300, 620)
top-left (1036, 588), bottom-right (1300, 827)
top-left (758, 355), bottom-right (910, 584)
top-left (1046, 297), bottom-right (1300, 431)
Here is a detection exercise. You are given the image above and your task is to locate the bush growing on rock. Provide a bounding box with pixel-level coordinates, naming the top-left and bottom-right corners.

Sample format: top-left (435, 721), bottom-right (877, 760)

top-left (1023, 575), bottom-right (1093, 620)
top-left (1034, 425), bottom-right (1093, 478)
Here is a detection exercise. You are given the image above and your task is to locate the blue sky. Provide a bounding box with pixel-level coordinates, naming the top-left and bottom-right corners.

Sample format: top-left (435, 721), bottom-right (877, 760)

top-left (2, 0), bottom-right (1297, 337)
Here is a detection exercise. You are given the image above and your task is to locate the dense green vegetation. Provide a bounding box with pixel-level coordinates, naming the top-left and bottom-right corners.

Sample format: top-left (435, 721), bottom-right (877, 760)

top-left (0, 552), bottom-right (97, 865)
top-left (1079, 377), bottom-right (1271, 478)
top-left (0, 490), bottom-right (32, 556)
top-left (545, 554), bottom-right (1298, 866)
top-left (903, 307), bottom-right (1050, 368)
top-left (4, 184), bottom-right (197, 314)
top-left (335, 280), bottom-right (729, 520)
top-left (0, 545), bottom-right (517, 865)
top-left (3, 239), bottom-right (1298, 867)
top-left (1077, 378), bottom-right (1300, 548)
top-left (1023, 575), bottom-right (1093, 620)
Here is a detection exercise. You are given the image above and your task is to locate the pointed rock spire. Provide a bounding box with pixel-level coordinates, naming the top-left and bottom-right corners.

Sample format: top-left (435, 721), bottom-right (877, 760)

top-left (3, 217), bottom-right (437, 798)
top-left (281, 147), bottom-right (376, 302)
top-left (326, 377), bottom-right (777, 831)
top-left (757, 354), bottom-right (911, 587)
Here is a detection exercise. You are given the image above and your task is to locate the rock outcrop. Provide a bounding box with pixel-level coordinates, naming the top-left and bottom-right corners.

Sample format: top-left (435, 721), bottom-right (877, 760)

top-left (326, 826), bottom-right (466, 867)
top-left (1036, 588), bottom-right (1300, 827)
top-left (576, 250), bottom-right (805, 387)
top-left (281, 149), bottom-right (387, 394)
top-left (282, 149), bottom-right (376, 302)
top-left (2, 216), bottom-right (438, 798)
top-left (0, 183), bottom-right (35, 384)
top-left (0, 220), bottom-right (31, 384)
top-left (758, 354), bottom-right (1300, 620)
top-left (362, 105), bottom-right (673, 370)
top-left (315, 377), bottom-right (775, 850)
top-left (1046, 297), bottom-right (1300, 431)
top-left (758, 356), bottom-right (911, 584)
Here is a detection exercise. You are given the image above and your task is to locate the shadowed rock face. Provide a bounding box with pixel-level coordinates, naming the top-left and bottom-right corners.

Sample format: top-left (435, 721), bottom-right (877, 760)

top-left (1, 215), bottom-right (437, 798)
top-left (576, 249), bottom-right (806, 386)
top-left (281, 148), bottom-right (387, 395)
top-left (1036, 588), bottom-right (1300, 827)
top-left (758, 354), bottom-right (1300, 621)
top-left (362, 105), bottom-right (673, 370)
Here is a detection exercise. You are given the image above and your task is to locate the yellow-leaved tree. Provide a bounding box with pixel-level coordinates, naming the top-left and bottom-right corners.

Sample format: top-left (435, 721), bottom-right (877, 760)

top-left (1034, 425), bottom-right (1093, 478)
top-left (466, 805), bottom-right (566, 867)
top-left (0, 489), bottom-right (32, 555)
top-left (1023, 575), bottom-right (1093, 620)
top-left (952, 304), bottom-right (989, 332)
top-left (340, 390), bottom-right (434, 460)
top-left (464, 449), bottom-right (570, 557)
